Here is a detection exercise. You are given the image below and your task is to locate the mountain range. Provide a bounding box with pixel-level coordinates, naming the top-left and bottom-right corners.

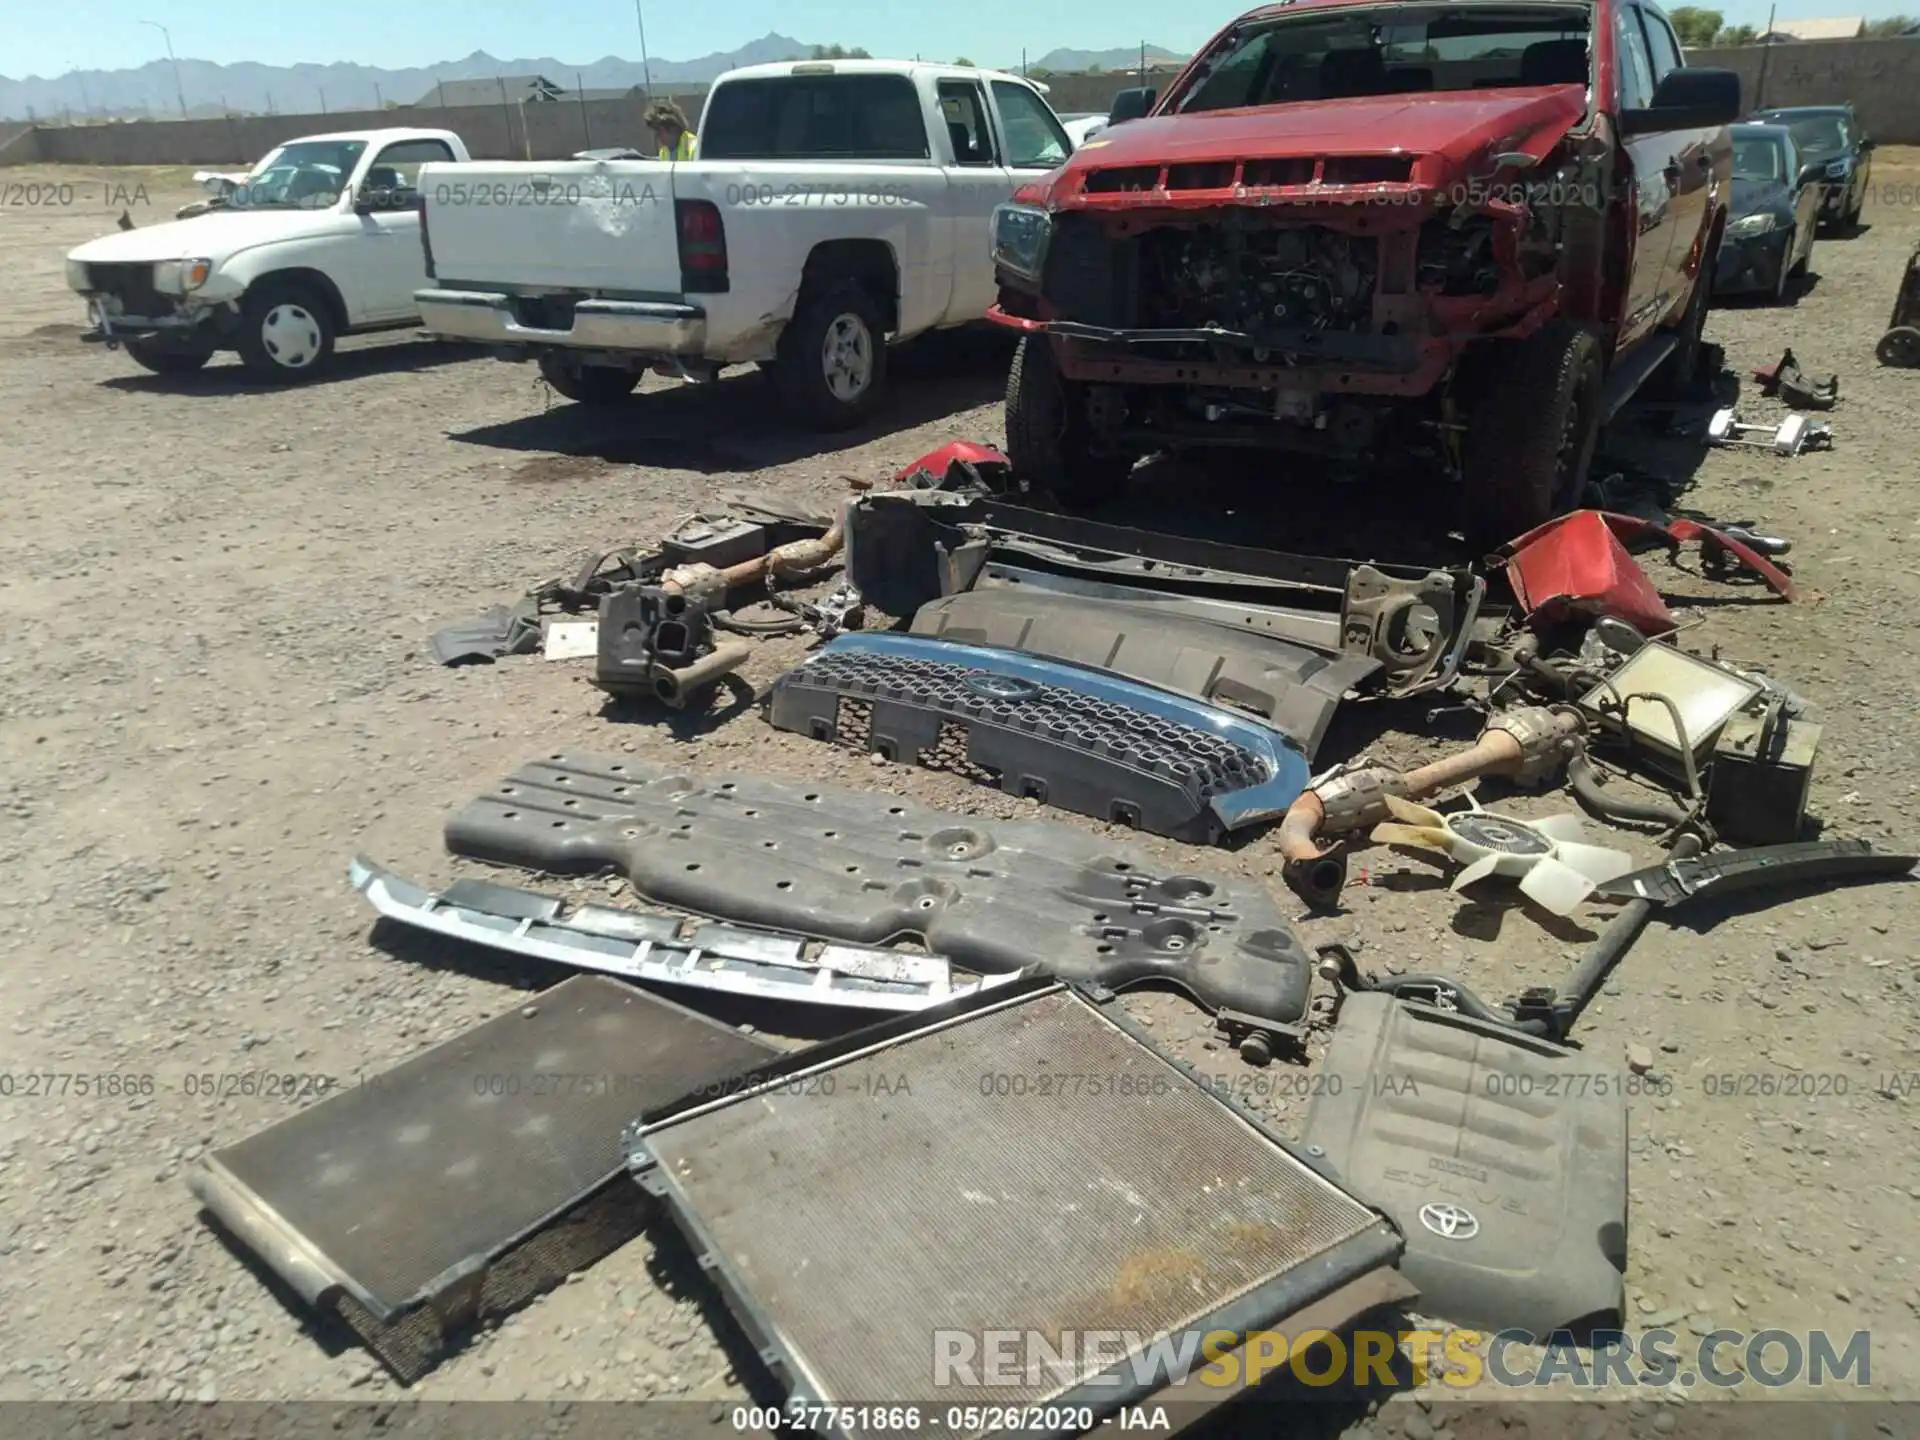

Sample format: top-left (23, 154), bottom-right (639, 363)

top-left (1025, 44), bottom-right (1188, 71)
top-left (1, 35), bottom-right (1189, 121)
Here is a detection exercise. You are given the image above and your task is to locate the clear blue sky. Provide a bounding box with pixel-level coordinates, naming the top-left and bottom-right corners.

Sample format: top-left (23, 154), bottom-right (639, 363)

top-left (2, 0), bottom-right (1913, 77)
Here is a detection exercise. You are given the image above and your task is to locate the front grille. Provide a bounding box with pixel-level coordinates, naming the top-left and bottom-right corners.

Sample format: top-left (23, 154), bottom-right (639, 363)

top-left (1243, 157), bottom-right (1316, 188)
top-left (82, 261), bottom-right (164, 315)
top-left (1322, 154), bottom-right (1414, 185)
top-left (1084, 165), bottom-right (1160, 194)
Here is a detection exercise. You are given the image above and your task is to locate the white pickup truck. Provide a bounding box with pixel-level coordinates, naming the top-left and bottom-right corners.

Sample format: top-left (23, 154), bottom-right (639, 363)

top-left (65, 127), bottom-right (469, 381)
top-left (414, 60), bottom-right (1076, 429)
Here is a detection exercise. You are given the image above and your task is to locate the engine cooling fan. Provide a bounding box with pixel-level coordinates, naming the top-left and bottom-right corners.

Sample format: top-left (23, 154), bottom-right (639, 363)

top-left (1370, 794), bottom-right (1636, 916)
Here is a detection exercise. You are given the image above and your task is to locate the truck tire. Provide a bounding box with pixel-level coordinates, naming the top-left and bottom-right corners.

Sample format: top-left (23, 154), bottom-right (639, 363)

top-left (774, 281), bottom-right (888, 431)
top-left (538, 353), bottom-right (639, 404)
top-left (1461, 321), bottom-right (1603, 551)
top-left (1003, 335), bottom-right (1132, 508)
top-left (1647, 259), bottom-right (1712, 400)
top-left (236, 278), bottom-right (335, 383)
top-left (126, 338), bottom-right (212, 376)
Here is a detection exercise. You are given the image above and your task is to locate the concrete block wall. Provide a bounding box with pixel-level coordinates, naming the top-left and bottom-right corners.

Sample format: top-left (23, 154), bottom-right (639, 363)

top-left (8, 92), bottom-right (709, 168)
top-left (1689, 38), bottom-right (1920, 142)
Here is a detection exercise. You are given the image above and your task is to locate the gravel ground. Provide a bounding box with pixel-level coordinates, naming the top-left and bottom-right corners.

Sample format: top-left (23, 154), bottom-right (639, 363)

top-left (2, 159), bottom-right (1919, 1438)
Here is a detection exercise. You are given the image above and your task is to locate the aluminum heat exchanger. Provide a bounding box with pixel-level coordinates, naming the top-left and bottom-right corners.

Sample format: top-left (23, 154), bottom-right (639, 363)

top-left (763, 632), bottom-right (1312, 843)
top-left (624, 979), bottom-right (1401, 1440)
top-left (187, 975), bottom-right (776, 1382)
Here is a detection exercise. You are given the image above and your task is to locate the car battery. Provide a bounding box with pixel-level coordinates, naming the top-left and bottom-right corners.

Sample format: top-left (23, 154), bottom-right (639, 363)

top-left (660, 516), bottom-right (768, 571)
top-left (1707, 707), bottom-right (1822, 845)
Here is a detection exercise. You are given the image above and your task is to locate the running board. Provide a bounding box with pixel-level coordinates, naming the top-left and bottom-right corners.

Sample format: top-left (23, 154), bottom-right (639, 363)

top-left (1600, 334), bottom-right (1677, 424)
top-left (349, 858), bottom-right (1022, 1013)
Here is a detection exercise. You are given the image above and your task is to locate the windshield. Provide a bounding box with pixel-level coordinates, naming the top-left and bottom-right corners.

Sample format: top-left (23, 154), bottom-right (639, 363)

top-left (1768, 113), bottom-right (1849, 156)
top-left (233, 140), bottom-right (367, 208)
top-left (1733, 136), bottom-right (1784, 183)
top-left (1172, 4), bottom-right (1591, 111)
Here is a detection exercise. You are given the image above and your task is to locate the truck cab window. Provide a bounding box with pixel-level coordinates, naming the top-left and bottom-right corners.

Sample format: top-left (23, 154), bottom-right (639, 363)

top-left (1172, 8), bottom-right (1591, 111)
top-left (363, 138), bottom-right (453, 205)
top-left (367, 139), bottom-right (454, 190)
top-left (1615, 9), bottom-right (1656, 109)
top-left (1638, 8), bottom-right (1684, 81)
top-left (699, 75), bottom-right (931, 161)
top-left (937, 81), bottom-right (998, 166)
top-left (990, 81), bottom-right (1070, 169)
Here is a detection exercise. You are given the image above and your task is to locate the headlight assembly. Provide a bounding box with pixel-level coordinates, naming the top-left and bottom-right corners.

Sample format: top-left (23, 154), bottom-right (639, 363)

top-left (154, 258), bottom-right (214, 294)
top-left (1825, 158), bottom-right (1850, 180)
top-left (1726, 212), bottom-right (1778, 240)
top-left (990, 203), bottom-right (1051, 283)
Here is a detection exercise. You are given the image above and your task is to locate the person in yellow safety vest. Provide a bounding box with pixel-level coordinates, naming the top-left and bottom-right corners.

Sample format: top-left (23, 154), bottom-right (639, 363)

top-left (645, 100), bottom-right (697, 161)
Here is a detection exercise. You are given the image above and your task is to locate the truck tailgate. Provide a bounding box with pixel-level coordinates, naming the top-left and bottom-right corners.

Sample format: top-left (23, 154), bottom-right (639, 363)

top-left (419, 160), bottom-right (680, 291)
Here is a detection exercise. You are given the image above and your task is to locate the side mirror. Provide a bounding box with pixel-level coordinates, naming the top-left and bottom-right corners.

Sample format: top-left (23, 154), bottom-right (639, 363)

top-left (352, 194), bottom-right (375, 216)
top-left (1618, 66), bottom-right (1740, 137)
top-left (1108, 87), bottom-right (1157, 127)
top-left (1860, 137), bottom-right (1876, 152)
top-left (1797, 162), bottom-right (1826, 188)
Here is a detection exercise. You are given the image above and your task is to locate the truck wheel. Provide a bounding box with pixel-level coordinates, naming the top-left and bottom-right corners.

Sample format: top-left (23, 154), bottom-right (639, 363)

top-left (126, 339), bottom-right (212, 376)
top-left (1004, 335), bottom-right (1133, 508)
top-left (236, 279), bottom-right (335, 383)
top-left (538, 353), bottom-right (639, 404)
top-left (1647, 261), bottom-right (1712, 400)
top-left (1877, 327), bottom-right (1920, 368)
top-left (774, 281), bottom-right (888, 431)
top-left (1461, 321), bottom-right (1603, 551)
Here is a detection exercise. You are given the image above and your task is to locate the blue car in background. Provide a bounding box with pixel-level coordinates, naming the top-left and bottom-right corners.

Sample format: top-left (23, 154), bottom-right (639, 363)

top-left (1749, 103), bottom-right (1874, 229)
top-left (1714, 124), bottom-right (1822, 302)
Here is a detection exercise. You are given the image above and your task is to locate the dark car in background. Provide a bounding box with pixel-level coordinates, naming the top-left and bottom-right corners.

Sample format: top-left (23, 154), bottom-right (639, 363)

top-left (1715, 124), bottom-right (1821, 301)
top-left (1749, 103), bottom-right (1873, 228)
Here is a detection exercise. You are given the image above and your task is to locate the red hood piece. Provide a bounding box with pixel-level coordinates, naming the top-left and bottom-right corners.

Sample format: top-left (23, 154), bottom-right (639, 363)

top-left (1499, 510), bottom-right (1799, 635)
top-left (1046, 87), bottom-right (1587, 205)
top-left (894, 440), bottom-right (1013, 492)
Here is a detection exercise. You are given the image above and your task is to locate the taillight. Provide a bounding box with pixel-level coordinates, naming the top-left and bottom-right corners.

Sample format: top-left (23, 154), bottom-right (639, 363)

top-left (416, 193), bottom-right (435, 280)
top-left (676, 199), bottom-right (728, 294)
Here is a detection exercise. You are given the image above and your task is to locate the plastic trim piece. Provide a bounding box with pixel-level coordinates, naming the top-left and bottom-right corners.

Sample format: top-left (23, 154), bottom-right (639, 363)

top-left (1594, 839), bottom-right (1916, 907)
top-left (764, 632), bottom-right (1312, 842)
top-left (909, 587), bottom-right (1381, 758)
top-left (443, 755), bottom-right (1317, 1025)
top-left (349, 857), bottom-right (1022, 1013)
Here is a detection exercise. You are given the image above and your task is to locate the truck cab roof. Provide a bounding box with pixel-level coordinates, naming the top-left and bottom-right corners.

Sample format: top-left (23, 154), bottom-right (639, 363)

top-left (714, 59), bottom-right (1044, 90)
top-left (265, 127), bottom-right (463, 149)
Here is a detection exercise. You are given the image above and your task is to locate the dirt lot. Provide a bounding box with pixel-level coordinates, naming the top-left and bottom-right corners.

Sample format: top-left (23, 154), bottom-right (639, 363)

top-left (2, 158), bottom-right (1919, 1435)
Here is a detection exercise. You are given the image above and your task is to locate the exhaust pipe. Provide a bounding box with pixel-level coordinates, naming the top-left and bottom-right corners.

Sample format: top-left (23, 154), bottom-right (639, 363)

top-left (649, 640), bottom-right (751, 709)
top-left (1279, 706), bottom-right (1585, 909)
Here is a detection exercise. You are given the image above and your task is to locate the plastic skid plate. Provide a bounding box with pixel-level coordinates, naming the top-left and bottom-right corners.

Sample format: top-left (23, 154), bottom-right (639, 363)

top-left (762, 633), bottom-right (1311, 844)
top-left (1300, 992), bottom-right (1628, 1339)
top-left (444, 756), bottom-right (1316, 1026)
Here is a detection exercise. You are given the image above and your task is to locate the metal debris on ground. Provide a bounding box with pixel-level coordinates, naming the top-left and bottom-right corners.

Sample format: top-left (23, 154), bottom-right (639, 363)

top-left (1707, 407), bottom-right (1833, 455)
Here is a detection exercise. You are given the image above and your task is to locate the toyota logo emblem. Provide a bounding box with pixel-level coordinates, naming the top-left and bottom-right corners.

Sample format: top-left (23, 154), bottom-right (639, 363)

top-left (963, 672), bottom-right (1038, 701)
top-left (1418, 1202), bottom-right (1480, 1240)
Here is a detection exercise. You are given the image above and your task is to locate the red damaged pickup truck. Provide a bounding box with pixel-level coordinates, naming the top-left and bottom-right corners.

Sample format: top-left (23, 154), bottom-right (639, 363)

top-left (987, 0), bottom-right (1738, 546)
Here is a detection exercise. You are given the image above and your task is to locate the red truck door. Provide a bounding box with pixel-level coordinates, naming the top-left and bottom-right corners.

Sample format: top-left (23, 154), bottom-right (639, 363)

top-left (1636, 4), bottom-right (1718, 318)
top-left (1613, 2), bottom-right (1679, 350)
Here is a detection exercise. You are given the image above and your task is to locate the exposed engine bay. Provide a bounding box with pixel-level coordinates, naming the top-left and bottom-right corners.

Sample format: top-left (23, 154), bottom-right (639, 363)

top-left (1138, 222), bottom-right (1380, 340)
